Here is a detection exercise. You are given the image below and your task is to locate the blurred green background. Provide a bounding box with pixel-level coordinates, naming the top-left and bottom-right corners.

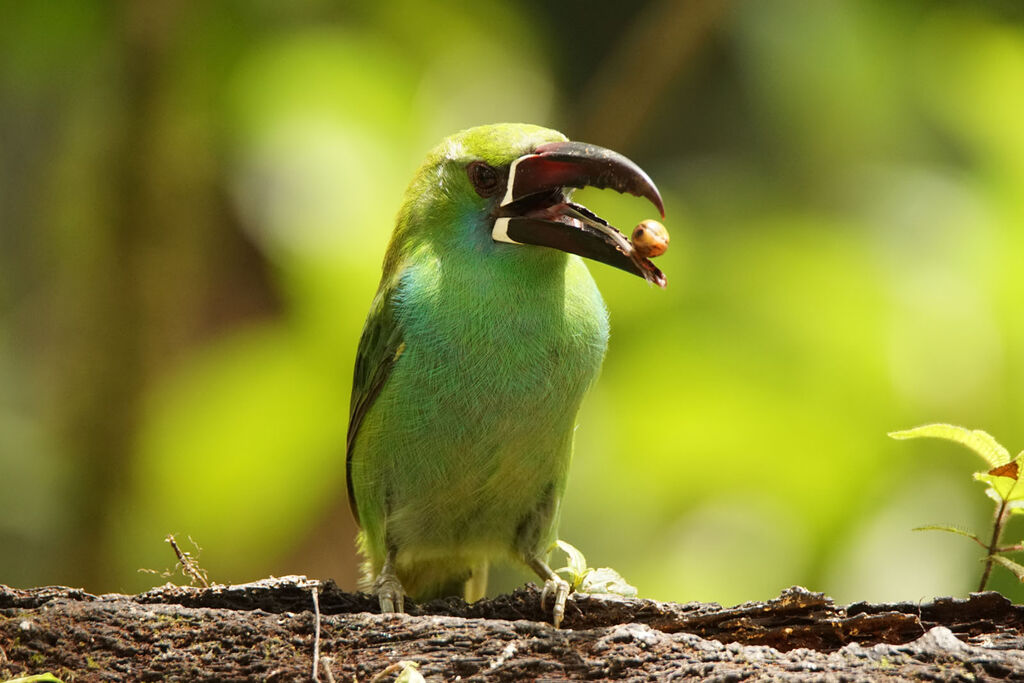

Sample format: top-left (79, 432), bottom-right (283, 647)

top-left (3, 0), bottom-right (1024, 606)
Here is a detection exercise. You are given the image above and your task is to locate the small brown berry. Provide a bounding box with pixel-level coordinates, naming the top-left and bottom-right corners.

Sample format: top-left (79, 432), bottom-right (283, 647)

top-left (631, 219), bottom-right (669, 258)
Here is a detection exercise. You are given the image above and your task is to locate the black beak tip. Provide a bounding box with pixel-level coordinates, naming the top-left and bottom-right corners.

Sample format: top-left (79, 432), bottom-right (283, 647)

top-left (651, 191), bottom-right (666, 219)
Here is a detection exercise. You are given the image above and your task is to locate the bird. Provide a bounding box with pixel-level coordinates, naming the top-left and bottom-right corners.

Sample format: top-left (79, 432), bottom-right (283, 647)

top-left (346, 123), bottom-right (665, 626)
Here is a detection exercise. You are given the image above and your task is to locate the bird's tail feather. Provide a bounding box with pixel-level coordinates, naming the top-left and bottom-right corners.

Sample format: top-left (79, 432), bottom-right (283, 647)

top-left (464, 560), bottom-right (488, 602)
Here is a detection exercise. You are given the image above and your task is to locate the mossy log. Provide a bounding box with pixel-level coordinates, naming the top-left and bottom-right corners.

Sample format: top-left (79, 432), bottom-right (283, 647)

top-left (3, 577), bottom-right (1023, 681)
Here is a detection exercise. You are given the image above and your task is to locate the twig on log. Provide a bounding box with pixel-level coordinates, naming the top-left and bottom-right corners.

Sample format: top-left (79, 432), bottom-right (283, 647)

top-left (165, 534), bottom-right (209, 588)
top-left (311, 582), bottom-right (322, 682)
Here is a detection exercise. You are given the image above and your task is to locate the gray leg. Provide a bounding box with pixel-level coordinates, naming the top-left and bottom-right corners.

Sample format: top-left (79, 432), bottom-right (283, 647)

top-left (514, 485), bottom-right (569, 627)
top-left (373, 546), bottom-right (405, 614)
top-left (527, 555), bottom-right (570, 628)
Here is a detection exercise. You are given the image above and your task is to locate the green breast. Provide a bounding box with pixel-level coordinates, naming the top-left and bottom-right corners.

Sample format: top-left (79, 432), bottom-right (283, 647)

top-left (350, 243), bottom-right (609, 566)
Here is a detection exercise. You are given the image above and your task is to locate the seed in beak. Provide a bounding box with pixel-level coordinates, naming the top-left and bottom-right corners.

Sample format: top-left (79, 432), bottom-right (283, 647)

top-left (631, 219), bottom-right (670, 259)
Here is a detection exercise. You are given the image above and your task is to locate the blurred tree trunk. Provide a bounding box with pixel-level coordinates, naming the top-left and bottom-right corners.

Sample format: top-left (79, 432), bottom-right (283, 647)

top-left (67, 1), bottom-right (278, 591)
top-left (575, 0), bottom-right (731, 151)
top-left (0, 0), bottom-right (277, 591)
top-left (60, 0), bottom-right (165, 592)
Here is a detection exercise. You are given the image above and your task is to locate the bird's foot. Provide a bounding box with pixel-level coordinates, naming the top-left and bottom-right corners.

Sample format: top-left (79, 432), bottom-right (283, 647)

top-left (526, 554), bottom-right (572, 628)
top-left (373, 571), bottom-right (406, 614)
top-left (540, 575), bottom-right (571, 628)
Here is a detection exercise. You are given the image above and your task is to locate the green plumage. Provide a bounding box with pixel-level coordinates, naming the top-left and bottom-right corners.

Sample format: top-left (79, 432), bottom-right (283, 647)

top-left (347, 124), bottom-right (611, 603)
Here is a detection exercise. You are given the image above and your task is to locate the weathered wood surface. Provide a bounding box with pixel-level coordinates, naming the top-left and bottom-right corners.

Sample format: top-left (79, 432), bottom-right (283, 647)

top-left (2, 577), bottom-right (1023, 681)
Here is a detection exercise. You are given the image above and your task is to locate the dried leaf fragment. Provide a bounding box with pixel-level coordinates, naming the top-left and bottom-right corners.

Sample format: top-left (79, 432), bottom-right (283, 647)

top-left (989, 461), bottom-right (1020, 480)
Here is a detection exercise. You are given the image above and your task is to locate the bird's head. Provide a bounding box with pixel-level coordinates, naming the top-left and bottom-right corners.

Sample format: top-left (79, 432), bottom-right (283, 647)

top-left (393, 123), bottom-right (666, 287)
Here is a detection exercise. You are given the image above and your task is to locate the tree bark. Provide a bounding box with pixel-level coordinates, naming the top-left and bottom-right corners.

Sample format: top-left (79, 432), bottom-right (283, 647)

top-left (2, 577), bottom-right (1023, 681)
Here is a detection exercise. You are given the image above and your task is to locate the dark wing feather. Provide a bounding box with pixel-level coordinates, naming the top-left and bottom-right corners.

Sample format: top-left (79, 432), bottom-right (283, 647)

top-left (346, 283), bottom-right (404, 526)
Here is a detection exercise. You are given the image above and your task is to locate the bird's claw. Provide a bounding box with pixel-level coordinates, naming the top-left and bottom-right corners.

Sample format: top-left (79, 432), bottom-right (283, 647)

top-left (373, 572), bottom-right (406, 614)
top-left (540, 576), bottom-right (570, 628)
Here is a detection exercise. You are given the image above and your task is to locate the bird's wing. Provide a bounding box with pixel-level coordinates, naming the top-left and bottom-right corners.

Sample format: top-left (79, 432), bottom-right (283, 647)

top-left (346, 280), bottom-right (405, 526)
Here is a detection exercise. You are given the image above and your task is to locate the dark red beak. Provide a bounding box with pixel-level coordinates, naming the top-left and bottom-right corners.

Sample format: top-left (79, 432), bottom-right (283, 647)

top-left (493, 140), bottom-right (667, 287)
top-left (500, 141), bottom-right (664, 217)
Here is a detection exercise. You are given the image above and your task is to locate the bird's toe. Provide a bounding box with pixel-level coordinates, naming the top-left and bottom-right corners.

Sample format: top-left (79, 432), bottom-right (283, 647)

top-left (373, 573), bottom-right (406, 614)
top-left (541, 576), bottom-right (570, 628)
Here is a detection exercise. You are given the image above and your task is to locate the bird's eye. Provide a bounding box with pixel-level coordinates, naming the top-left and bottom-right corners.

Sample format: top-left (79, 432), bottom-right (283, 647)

top-left (467, 161), bottom-right (501, 198)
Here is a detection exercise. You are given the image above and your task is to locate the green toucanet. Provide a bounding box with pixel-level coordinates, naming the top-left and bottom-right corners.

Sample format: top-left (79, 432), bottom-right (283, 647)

top-left (346, 123), bottom-right (665, 626)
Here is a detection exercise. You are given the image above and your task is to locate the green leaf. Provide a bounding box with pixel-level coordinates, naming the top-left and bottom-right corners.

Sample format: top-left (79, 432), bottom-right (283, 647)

top-left (553, 539), bottom-right (593, 590)
top-left (991, 555), bottom-right (1024, 582)
top-left (974, 468), bottom-right (1024, 503)
top-left (912, 525), bottom-right (985, 547)
top-left (554, 539), bottom-right (589, 578)
top-left (889, 424), bottom-right (1011, 468)
top-left (984, 487), bottom-right (1004, 504)
top-left (579, 567), bottom-right (639, 598)
top-left (551, 540), bottom-right (638, 597)
top-left (3, 675), bottom-right (65, 683)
